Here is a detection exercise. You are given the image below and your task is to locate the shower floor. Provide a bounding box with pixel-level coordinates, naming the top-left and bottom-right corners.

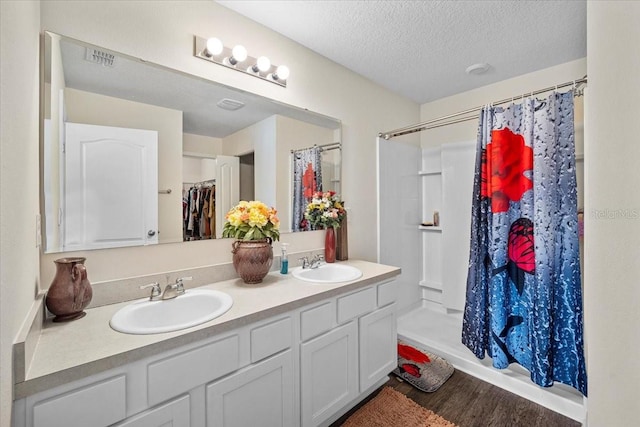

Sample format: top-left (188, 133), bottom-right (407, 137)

top-left (397, 302), bottom-right (586, 423)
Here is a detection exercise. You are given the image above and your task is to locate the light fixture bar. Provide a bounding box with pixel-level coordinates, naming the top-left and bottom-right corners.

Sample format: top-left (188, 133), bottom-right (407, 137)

top-left (193, 35), bottom-right (288, 87)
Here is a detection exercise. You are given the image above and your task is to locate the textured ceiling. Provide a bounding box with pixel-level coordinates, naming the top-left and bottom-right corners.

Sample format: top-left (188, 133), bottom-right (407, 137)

top-left (217, 0), bottom-right (586, 104)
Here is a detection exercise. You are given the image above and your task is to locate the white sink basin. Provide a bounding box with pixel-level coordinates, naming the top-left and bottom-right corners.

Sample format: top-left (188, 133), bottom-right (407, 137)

top-left (110, 289), bottom-right (233, 335)
top-left (292, 264), bottom-right (363, 284)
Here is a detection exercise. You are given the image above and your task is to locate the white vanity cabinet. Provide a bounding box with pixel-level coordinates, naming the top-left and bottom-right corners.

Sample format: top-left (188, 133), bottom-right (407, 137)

top-left (300, 280), bottom-right (398, 427)
top-left (14, 278), bottom-right (398, 427)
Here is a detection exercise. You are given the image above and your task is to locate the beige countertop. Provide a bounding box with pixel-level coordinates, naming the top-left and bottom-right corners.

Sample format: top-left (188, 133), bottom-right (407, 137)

top-left (15, 260), bottom-right (400, 399)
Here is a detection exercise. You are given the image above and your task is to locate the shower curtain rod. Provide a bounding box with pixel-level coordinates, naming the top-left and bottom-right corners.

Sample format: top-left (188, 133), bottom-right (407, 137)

top-left (290, 142), bottom-right (341, 154)
top-left (379, 76), bottom-right (587, 140)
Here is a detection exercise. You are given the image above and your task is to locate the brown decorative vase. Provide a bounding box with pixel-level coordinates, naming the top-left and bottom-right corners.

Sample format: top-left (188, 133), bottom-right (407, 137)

top-left (231, 239), bottom-right (274, 284)
top-left (45, 257), bottom-right (93, 322)
top-left (325, 226), bottom-right (336, 263)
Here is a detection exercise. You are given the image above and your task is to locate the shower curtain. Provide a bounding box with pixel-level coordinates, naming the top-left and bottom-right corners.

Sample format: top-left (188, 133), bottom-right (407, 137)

top-left (292, 147), bottom-right (323, 232)
top-left (462, 91), bottom-right (587, 395)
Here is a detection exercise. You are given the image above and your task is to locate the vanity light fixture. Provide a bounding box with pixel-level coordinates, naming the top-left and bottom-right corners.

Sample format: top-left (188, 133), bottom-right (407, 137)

top-left (228, 45), bottom-right (247, 65)
top-left (252, 56), bottom-right (271, 73)
top-left (272, 65), bottom-right (290, 82)
top-left (194, 35), bottom-right (289, 87)
top-left (204, 37), bottom-right (224, 57)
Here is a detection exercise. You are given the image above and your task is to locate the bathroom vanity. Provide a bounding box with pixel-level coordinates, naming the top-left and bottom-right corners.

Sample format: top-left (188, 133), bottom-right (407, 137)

top-left (12, 260), bottom-right (400, 427)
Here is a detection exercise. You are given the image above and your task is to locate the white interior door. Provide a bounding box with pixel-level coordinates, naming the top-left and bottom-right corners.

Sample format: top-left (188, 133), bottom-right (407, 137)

top-left (64, 122), bottom-right (158, 251)
top-left (214, 155), bottom-right (240, 238)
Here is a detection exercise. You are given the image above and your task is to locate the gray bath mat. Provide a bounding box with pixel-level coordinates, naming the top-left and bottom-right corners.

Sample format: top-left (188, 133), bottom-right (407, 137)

top-left (393, 340), bottom-right (454, 393)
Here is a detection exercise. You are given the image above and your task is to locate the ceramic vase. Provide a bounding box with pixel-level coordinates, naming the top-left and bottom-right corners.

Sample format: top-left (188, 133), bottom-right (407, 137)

top-left (325, 227), bottom-right (336, 263)
top-left (45, 257), bottom-right (93, 322)
top-left (231, 238), bottom-right (274, 284)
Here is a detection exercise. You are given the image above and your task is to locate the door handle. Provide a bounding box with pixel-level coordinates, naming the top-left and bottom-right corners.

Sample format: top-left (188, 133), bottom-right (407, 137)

top-left (148, 230), bottom-right (156, 237)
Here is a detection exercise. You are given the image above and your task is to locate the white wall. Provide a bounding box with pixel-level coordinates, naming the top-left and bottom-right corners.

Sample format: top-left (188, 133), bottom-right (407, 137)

top-left (38, 0), bottom-right (419, 283)
top-left (0, 2), bottom-right (41, 426)
top-left (183, 133), bottom-right (223, 157)
top-left (223, 115), bottom-right (277, 207)
top-left (420, 59), bottom-right (586, 148)
top-left (585, 3), bottom-right (640, 425)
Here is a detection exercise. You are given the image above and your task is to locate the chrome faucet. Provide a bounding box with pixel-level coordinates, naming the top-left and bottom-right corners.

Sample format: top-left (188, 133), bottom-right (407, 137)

top-left (161, 276), bottom-right (191, 300)
top-left (310, 254), bottom-right (324, 269)
top-left (299, 256), bottom-right (311, 269)
top-left (139, 277), bottom-right (191, 301)
top-left (139, 282), bottom-right (162, 301)
top-left (299, 254), bottom-right (325, 269)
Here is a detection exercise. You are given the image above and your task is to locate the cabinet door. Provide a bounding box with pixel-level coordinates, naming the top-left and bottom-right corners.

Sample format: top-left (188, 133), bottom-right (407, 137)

top-left (359, 303), bottom-right (397, 391)
top-left (300, 321), bottom-right (358, 427)
top-left (206, 350), bottom-right (294, 427)
top-left (113, 395), bottom-right (189, 427)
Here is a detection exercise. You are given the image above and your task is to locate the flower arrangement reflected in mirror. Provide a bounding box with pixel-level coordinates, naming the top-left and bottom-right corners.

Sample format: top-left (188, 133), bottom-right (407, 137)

top-left (303, 191), bottom-right (346, 263)
top-left (303, 191), bottom-right (346, 230)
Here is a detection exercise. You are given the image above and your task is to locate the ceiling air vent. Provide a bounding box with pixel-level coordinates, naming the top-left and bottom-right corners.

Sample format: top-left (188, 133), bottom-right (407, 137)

top-left (217, 98), bottom-right (245, 111)
top-left (84, 47), bottom-right (115, 67)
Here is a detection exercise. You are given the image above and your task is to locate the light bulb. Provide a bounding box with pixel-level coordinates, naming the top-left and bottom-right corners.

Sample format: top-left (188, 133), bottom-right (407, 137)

top-left (230, 45), bottom-right (247, 64)
top-left (205, 38), bottom-right (223, 56)
top-left (274, 65), bottom-right (290, 80)
top-left (256, 56), bottom-right (271, 72)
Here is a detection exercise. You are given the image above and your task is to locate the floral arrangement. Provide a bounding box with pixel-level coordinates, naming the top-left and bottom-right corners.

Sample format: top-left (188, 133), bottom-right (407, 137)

top-left (222, 201), bottom-right (280, 241)
top-left (304, 191), bottom-right (346, 230)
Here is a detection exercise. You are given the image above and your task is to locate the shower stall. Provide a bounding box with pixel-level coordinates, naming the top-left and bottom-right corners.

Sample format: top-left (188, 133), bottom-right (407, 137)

top-left (377, 78), bottom-right (587, 423)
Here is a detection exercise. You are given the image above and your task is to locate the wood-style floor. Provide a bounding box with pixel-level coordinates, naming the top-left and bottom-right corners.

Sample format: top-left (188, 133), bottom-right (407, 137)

top-left (332, 370), bottom-right (581, 427)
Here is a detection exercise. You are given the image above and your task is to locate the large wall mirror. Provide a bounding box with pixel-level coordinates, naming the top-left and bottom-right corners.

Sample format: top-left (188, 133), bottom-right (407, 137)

top-left (41, 31), bottom-right (342, 254)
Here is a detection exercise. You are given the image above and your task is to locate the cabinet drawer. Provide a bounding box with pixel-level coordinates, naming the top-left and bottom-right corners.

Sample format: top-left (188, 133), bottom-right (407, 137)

top-left (300, 301), bottom-right (335, 341)
top-left (377, 280), bottom-right (398, 307)
top-left (251, 316), bottom-right (292, 363)
top-left (147, 334), bottom-right (240, 406)
top-left (33, 375), bottom-right (126, 427)
top-left (114, 395), bottom-right (190, 426)
top-left (337, 287), bottom-right (376, 324)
